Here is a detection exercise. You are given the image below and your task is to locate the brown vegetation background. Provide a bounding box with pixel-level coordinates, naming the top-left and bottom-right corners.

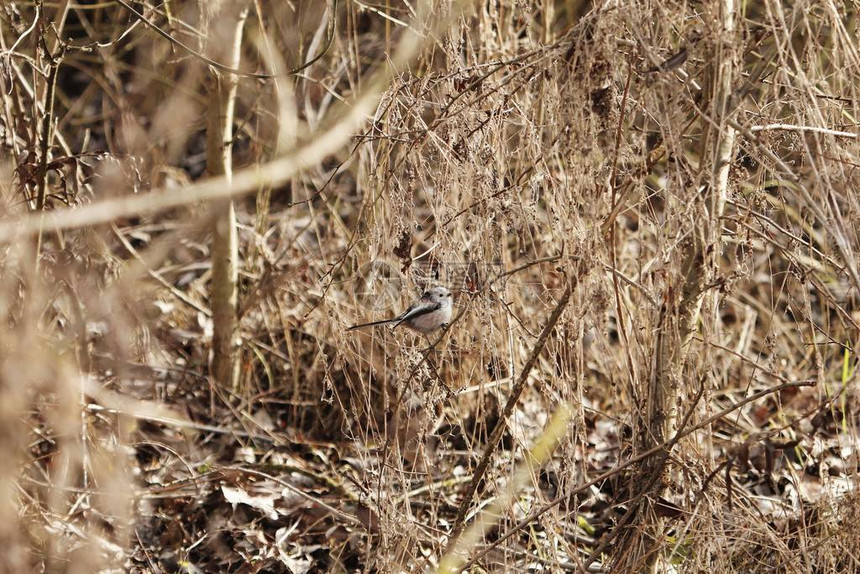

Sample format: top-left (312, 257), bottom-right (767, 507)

top-left (1, 0), bottom-right (859, 572)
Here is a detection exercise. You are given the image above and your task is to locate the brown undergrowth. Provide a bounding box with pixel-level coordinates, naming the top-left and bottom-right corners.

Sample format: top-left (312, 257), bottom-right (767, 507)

top-left (1, 0), bottom-right (859, 572)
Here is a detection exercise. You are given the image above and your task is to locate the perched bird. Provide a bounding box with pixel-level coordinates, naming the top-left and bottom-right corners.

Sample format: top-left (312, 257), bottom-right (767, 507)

top-left (347, 286), bottom-right (453, 334)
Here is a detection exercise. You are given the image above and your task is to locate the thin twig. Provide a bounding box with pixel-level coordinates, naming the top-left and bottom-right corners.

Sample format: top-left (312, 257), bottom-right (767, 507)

top-left (34, 34), bottom-right (64, 268)
top-left (749, 123), bottom-right (857, 138)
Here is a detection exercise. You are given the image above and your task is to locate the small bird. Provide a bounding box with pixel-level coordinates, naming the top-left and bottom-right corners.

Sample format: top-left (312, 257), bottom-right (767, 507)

top-left (347, 286), bottom-right (454, 334)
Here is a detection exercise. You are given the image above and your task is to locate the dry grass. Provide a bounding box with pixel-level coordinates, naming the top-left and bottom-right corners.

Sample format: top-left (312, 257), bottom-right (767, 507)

top-left (1, 0), bottom-right (860, 572)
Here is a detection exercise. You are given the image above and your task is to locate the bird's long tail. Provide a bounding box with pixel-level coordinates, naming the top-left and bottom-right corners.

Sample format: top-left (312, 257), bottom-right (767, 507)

top-left (346, 318), bottom-right (403, 331)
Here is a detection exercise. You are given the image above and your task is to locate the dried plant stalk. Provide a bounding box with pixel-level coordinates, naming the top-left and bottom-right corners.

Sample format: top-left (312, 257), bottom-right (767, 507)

top-left (617, 0), bottom-right (739, 570)
top-left (206, 3), bottom-right (249, 389)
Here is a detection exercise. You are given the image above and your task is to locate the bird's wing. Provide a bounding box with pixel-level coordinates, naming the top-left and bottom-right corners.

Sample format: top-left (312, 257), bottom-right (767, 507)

top-left (393, 297), bottom-right (442, 326)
